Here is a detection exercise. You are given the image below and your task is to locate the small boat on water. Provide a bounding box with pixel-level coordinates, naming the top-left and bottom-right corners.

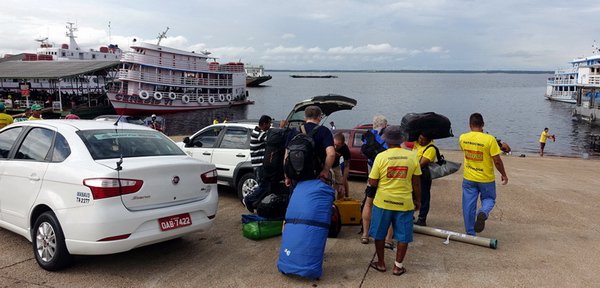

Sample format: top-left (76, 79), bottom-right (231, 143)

top-left (245, 64), bottom-right (272, 87)
top-left (290, 74), bottom-right (337, 79)
top-left (107, 28), bottom-right (252, 116)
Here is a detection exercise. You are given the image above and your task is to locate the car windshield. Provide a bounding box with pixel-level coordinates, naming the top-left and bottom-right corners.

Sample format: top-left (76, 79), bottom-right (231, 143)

top-left (77, 129), bottom-right (185, 159)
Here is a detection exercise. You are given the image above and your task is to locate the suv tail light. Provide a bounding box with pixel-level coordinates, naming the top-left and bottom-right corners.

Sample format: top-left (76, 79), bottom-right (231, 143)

top-left (201, 169), bottom-right (217, 184)
top-left (83, 178), bottom-right (144, 200)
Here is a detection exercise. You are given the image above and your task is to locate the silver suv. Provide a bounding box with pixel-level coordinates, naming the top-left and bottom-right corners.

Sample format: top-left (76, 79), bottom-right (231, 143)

top-left (177, 121), bottom-right (258, 200)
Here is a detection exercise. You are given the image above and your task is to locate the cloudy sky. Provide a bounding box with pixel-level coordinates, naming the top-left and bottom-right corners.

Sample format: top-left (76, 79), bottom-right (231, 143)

top-left (1, 0), bottom-right (599, 70)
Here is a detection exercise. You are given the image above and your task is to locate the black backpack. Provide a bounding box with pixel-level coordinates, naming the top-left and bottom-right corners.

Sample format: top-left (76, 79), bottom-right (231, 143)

top-left (284, 125), bottom-right (320, 181)
top-left (360, 130), bottom-right (386, 161)
top-left (262, 128), bottom-right (290, 182)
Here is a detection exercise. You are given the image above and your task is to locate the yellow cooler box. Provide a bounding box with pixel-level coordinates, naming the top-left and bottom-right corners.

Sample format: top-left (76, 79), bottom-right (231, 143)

top-left (334, 198), bottom-right (362, 225)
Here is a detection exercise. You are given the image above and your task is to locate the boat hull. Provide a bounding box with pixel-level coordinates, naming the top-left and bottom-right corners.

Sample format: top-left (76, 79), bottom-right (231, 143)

top-left (246, 75), bottom-right (272, 87)
top-left (544, 95), bottom-right (576, 104)
top-left (107, 93), bottom-right (253, 116)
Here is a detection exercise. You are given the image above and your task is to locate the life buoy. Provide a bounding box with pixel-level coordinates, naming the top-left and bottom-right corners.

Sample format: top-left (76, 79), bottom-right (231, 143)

top-left (153, 91), bottom-right (163, 100)
top-left (226, 94), bottom-right (232, 101)
top-left (168, 92), bottom-right (177, 100)
top-left (139, 90), bottom-right (150, 100)
top-left (219, 94), bottom-right (225, 102)
top-left (197, 96), bottom-right (205, 104)
top-left (181, 94), bottom-right (190, 104)
top-left (208, 96), bottom-right (215, 104)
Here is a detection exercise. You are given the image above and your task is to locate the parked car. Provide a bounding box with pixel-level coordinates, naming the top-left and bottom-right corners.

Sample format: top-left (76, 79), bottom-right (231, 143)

top-left (178, 94), bottom-right (359, 200)
top-left (177, 121), bottom-right (258, 200)
top-left (0, 120), bottom-right (218, 271)
top-left (334, 127), bottom-right (369, 177)
top-left (94, 115), bottom-right (145, 125)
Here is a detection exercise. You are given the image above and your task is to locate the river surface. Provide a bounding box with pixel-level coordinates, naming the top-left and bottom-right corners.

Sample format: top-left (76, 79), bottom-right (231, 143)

top-left (163, 71), bottom-right (600, 157)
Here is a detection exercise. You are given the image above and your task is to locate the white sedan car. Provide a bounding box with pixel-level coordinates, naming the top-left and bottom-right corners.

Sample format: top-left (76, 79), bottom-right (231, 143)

top-left (0, 120), bottom-right (218, 271)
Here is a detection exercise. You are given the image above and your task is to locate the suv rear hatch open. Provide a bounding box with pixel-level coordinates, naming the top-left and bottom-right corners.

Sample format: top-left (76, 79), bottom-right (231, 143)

top-left (284, 94), bottom-right (357, 128)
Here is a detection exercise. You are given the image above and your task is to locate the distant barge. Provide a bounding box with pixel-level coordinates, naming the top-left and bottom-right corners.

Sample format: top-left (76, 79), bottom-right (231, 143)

top-left (289, 74), bottom-right (338, 78)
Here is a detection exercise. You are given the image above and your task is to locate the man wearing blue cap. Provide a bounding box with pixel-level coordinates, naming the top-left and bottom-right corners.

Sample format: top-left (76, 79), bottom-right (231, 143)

top-left (0, 103), bottom-right (14, 128)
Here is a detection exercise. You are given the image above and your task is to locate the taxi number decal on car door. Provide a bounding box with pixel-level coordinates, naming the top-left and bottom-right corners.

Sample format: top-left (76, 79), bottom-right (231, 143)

top-left (76, 192), bottom-right (91, 204)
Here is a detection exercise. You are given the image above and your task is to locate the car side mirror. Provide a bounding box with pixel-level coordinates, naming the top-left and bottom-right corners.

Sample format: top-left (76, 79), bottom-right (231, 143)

top-left (183, 136), bottom-right (190, 144)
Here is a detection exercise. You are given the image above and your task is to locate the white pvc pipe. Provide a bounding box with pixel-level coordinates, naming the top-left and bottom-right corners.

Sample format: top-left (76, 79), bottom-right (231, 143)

top-left (413, 225), bottom-right (498, 249)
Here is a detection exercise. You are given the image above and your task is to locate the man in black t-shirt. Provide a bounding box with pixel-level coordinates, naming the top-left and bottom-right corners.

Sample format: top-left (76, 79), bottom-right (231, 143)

top-left (333, 132), bottom-right (351, 199)
top-left (284, 106), bottom-right (335, 187)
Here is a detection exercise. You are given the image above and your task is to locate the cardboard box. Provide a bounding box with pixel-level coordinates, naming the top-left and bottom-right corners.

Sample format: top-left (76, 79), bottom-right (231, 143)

top-left (334, 198), bottom-right (362, 225)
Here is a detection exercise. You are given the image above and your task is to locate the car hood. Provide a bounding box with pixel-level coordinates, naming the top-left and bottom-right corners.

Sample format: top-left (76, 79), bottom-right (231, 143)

top-left (285, 94), bottom-right (357, 123)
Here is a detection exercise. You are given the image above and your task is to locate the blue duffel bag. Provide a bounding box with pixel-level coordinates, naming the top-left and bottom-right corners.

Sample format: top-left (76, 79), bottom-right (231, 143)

top-left (277, 179), bottom-right (335, 279)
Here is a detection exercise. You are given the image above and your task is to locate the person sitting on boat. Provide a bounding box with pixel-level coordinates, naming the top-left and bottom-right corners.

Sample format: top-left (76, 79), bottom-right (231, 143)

top-left (148, 114), bottom-right (163, 132)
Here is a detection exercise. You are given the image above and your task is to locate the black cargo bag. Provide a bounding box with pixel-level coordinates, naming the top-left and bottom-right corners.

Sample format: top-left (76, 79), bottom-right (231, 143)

top-left (263, 128), bottom-right (290, 182)
top-left (400, 112), bottom-right (453, 141)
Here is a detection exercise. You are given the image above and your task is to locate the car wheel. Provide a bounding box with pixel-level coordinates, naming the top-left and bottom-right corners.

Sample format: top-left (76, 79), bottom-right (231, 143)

top-left (237, 172), bottom-right (258, 200)
top-left (32, 211), bottom-right (71, 271)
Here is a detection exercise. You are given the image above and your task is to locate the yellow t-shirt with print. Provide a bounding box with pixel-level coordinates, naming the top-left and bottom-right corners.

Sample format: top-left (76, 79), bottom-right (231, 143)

top-left (369, 147), bottom-right (422, 211)
top-left (539, 131), bottom-right (549, 143)
top-left (414, 141), bottom-right (436, 163)
top-left (459, 131), bottom-right (500, 183)
top-left (0, 113), bottom-right (14, 129)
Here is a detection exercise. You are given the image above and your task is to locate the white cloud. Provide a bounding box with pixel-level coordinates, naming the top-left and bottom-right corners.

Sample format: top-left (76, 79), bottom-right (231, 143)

top-left (281, 33), bottom-right (296, 40)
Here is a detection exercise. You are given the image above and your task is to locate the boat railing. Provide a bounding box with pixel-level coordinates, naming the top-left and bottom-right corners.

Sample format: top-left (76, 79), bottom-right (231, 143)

top-left (554, 68), bottom-right (578, 74)
top-left (117, 69), bottom-right (233, 87)
top-left (588, 75), bottom-right (600, 85)
top-left (547, 79), bottom-right (577, 85)
top-left (122, 53), bottom-right (211, 72)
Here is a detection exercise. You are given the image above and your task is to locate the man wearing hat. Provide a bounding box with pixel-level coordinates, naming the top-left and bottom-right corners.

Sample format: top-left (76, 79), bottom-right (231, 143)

top-left (367, 125), bottom-right (421, 276)
top-left (28, 104), bottom-right (43, 120)
top-left (0, 102), bottom-right (14, 129)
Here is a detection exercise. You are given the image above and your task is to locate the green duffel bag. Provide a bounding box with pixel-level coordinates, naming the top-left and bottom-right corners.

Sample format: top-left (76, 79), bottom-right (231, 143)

top-left (243, 220), bottom-right (283, 240)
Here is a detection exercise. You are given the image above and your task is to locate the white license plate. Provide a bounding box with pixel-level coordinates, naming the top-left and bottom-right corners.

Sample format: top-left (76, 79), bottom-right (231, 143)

top-left (158, 213), bottom-right (192, 231)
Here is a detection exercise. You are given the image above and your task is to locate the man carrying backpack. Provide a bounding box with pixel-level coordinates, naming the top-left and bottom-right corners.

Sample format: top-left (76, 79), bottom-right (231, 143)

top-left (284, 106), bottom-right (335, 187)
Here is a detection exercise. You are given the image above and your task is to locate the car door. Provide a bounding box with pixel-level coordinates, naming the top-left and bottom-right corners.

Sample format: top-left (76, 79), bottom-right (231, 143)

top-left (210, 126), bottom-right (250, 180)
top-left (0, 127), bottom-right (53, 229)
top-left (183, 125), bottom-right (224, 164)
top-left (0, 126), bottom-right (25, 222)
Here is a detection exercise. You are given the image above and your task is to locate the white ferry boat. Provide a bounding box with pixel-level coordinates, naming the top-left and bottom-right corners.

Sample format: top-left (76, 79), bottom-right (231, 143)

top-left (107, 30), bottom-right (251, 115)
top-left (245, 64), bottom-right (271, 87)
top-left (545, 67), bottom-right (578, 104)
top-left (34, 22), bottom-right (122, 61)
top-left (572, 53), bottom-right (600, 123)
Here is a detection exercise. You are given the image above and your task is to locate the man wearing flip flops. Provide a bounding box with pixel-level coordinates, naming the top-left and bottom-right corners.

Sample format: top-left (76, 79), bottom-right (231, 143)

top-left (366, 125), bottom-right (421, 276)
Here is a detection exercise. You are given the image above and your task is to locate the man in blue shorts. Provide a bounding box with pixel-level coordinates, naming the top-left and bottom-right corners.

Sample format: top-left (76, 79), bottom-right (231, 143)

top-left (367, 125), bottom-right (421, 276)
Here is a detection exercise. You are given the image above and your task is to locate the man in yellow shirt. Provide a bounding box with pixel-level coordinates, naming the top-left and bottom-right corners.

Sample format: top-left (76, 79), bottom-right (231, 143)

top-left (539, 127), bottom-right (554, 157)
top-left (28, 104), bottom-right (43, 120)
top-left (413, 133), bottom-right (437, 226)
top-left (459, 113), bottom-right (508, 236)
top-left (0, 103), bottom-right (14, 129)
top-left (368, 125), bottom-right (421, 276)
